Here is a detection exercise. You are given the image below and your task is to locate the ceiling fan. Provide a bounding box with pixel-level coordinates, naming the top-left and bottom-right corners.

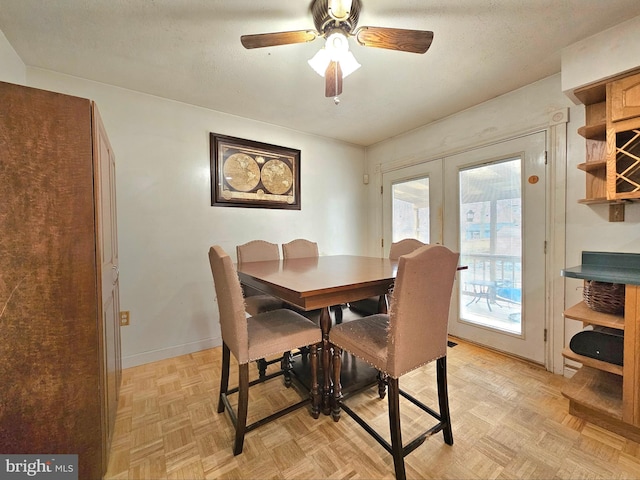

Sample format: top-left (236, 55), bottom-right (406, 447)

top-left (240, 0), bottom-right (434, 101)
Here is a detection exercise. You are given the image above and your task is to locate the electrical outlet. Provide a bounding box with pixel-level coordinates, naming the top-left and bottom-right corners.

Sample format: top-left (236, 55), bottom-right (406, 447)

top-left (120, 311), bottom-right (130, 326)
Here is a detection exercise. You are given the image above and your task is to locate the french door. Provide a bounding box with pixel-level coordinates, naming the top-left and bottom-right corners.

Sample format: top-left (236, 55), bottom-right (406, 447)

top-left (383, 132), bottom-right (547, 364)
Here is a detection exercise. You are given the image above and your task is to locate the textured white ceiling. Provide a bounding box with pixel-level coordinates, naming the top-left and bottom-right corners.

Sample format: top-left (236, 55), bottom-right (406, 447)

top-left (1, 1), bottom-right (640, 146)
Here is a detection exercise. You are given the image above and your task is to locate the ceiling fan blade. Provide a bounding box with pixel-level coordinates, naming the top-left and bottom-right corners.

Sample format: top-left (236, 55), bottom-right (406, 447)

top-left (355, 27), bottom-right (434, 54)
top-left (241, 30), bottom-right (318, 49)
top-left (325, 61), bottom-right (343, 97)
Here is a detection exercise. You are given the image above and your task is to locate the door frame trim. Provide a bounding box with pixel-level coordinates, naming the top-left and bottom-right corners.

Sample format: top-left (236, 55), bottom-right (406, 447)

top-left (375, 109), bottom-right (569, 373)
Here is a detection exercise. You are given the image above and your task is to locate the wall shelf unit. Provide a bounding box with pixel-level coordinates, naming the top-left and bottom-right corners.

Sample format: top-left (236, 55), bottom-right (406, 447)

top-left (573, 68), bottom-right (640, 218)
top-left (562, 251), bottom-right (640, 443)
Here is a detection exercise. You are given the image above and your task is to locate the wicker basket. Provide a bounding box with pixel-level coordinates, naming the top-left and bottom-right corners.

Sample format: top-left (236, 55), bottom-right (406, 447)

top-left (583, 280), bottom-right (625, 314)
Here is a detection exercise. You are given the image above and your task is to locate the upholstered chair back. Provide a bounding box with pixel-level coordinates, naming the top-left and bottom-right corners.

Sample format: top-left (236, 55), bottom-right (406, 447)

top-left (282, 239), bottom-right (319, 259)
top-left (236, 240), bottom-right (279, 263)
top-left (209, 246), bottom-right (251, 364)
top-left (388, 238), bottom-right (426, 260)
top-left (386, 244), bottom-right (459, 377)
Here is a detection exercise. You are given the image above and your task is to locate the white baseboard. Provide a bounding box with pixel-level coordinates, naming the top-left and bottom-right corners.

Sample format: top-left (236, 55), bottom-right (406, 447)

top-left (122, 336), bottom-right (222, 369)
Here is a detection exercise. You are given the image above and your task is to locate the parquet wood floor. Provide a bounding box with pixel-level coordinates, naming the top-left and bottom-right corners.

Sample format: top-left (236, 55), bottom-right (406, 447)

top-left (105, 339), bottom-right (640, 479)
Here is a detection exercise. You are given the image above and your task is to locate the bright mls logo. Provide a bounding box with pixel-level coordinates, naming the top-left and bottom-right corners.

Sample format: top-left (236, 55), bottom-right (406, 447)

top-left (1, 455), bottom-right (77, 479)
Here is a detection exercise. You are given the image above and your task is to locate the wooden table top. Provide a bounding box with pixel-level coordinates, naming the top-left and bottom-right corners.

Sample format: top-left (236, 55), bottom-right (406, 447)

top-left (236, 255), bottom-right (398, 311)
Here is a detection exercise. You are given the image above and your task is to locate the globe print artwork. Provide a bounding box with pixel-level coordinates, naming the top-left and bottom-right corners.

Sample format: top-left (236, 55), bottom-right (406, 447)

top-left (261, 159), bottom-right (293, 195)
top-left (223, 153), bottom-right (260, 192)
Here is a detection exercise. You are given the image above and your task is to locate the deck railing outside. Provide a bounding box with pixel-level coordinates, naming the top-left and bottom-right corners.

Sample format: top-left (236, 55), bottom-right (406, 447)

top-left (460, 253), bottom-right (522, 304)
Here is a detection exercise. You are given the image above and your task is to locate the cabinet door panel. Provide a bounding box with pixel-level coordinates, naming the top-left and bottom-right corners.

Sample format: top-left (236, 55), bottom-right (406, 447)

top-left (610, 73), bottom-right (640, 123)
top-left (93, 103), bottom-right (122, 470)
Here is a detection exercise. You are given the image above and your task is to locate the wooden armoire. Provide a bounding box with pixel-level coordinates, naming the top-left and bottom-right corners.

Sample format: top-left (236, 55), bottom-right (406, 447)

top-left (0, 81), bottom-right (121, 479)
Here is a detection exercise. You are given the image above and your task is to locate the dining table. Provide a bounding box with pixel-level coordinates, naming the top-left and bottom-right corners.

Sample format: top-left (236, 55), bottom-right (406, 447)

top-left (236, 255), bottom-right (398, 417)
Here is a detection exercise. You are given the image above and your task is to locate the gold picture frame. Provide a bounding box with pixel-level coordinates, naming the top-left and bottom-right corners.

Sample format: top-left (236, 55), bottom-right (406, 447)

top-left (210, 133), bottom-right (301, 210)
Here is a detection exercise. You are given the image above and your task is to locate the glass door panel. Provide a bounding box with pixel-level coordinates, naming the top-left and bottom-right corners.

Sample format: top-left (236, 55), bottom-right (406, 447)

top-left (382, 160), bottom-right (443, 257)
top-left (392, 177), bottom-right (430, 243)
top-left (459, 159), bottom-right (522, 335)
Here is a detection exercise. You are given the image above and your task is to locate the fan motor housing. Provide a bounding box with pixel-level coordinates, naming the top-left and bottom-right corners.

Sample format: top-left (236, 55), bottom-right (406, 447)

top-left (311, 0), bottom-right (361, 34)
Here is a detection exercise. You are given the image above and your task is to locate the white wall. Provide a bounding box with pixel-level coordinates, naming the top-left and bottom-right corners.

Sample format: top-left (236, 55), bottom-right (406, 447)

top-left (25, 68), bottom-right (367, 368)
top-left (364, 73), bottom-right (640, 371)
top-left (562, 14), bottom-right (640, 103)
top-left (0, 29), bottom-right (25, 84)
top-left (364, 75), bottom-right (574, 253)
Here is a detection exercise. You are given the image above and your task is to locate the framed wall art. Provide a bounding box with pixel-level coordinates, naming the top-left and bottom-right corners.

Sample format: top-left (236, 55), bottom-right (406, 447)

top-left (210, 133), bottom-right (301, 210)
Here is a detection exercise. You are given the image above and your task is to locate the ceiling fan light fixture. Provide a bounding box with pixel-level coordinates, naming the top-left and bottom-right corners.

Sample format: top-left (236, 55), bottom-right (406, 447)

top-left (308, 48), bottom-right (360, 79)
top-left (242, 0), bottom-right (432, 98)
top-left (308, 30), bottom-right (360, 78)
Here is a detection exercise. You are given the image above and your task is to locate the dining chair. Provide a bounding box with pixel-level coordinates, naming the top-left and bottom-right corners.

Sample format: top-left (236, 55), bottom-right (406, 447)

top-left (389, 238), bottom-right (427, 259)
top-left (282, 238), bottom-right (319, 259)
top-left (236, 240), bottom-right (288, 378)
top-left (349, 238), bottom-right (426, 316)
top-left (236, 240), bottom-right (284, 316)
top-left (329, 244), bottom-right (459, 480)
top-left (209, 245), bottom-right (322, 455)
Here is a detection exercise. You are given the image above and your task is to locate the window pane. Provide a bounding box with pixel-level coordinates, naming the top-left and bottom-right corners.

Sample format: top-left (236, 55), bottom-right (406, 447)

top-left (459, 159), bottom-right (522, 334)
top-left (392, 177), bottom-right (429, 243)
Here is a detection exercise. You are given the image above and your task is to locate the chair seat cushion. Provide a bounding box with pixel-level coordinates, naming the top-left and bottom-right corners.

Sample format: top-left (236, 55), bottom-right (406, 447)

top-left (329, 314), bottom-right (389, 372)
top-left (244, 294), bottom-right (284, 316)
top-left (247, 309), bottom-right (322, 362)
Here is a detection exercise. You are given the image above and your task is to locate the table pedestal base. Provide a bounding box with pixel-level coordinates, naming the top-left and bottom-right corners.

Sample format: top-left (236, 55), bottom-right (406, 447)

top-left (291, 347), bottom-right (379, 415)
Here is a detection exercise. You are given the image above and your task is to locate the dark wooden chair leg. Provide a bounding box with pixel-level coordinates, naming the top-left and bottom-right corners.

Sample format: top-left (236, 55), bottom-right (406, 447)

top-left (332, 304), bottom-right (343, 324)
top-left (387, 377), bottom-right (406, 480)
top-left (377, 371), bottom-right (388, 399)
top-left (436, 356), bottom-right (454, 445)
top-left (217, 343), bottom-right (230, 413)
top-left (310, 343), bottom-right (320, 419)
top-left (282, 351), bottom-right (292, 387)
top-left (233, 363), bottom-right (250, 456)
top-left (331, 345), bottom-right (343, 421)
top-left (257, 358), bottom-right (267, 379)
top-left (378, 294), bottom-right (389, 314)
